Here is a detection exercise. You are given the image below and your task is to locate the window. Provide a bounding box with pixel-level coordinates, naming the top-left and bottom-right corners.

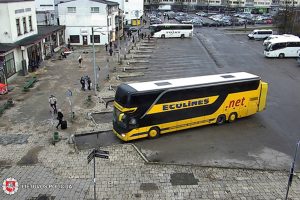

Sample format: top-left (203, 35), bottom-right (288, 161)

top-left (90, 35), bottom-right (100, 43)
top-left (67, 7), bottom-right (76, 13)
top-left (23, 17), bottom-right (27, 33)
top-left (4, 53), bottom-right (16, 78)
top-left (91, 7), bottom-right (99, 13)
top-left (29, 16), bottom-right (33, 31)
top-left (70, 35), bottom-right (80, 43)
top-left (16, 19), bottom-right (21, 36)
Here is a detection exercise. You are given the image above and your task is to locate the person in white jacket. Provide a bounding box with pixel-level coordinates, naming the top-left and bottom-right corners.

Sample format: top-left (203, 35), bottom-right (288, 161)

top-left (49, 95), bottom-right (57, 114)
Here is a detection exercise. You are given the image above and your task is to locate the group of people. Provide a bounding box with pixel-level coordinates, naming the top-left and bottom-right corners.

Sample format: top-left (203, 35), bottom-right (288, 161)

top-left (49, 95), bottom-right (64, 129)
top-left (80, 75), bottom-right (92, 91)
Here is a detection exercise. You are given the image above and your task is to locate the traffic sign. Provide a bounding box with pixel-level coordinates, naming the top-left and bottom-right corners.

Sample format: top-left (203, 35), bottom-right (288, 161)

top-left (94, 153), bottom-right (109, 159)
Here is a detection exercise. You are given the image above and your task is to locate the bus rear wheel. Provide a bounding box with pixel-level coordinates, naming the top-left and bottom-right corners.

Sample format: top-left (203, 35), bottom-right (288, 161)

top-left (161, 34), bottom-right (165, 39)
top-left (279, 53), bottom-right (285, 58)
top-left (180, 34), bottom-right (185, 39)
top-left (148, 127), bottom-right (160, 139)
top-left (228, 112), bottom-right (237, 123)
top-left (216, 114), bottom-right (226, 125)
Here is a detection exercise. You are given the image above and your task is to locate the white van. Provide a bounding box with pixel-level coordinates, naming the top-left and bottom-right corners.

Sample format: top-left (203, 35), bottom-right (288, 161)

top-left (248, 29), bottom-right (273, 40)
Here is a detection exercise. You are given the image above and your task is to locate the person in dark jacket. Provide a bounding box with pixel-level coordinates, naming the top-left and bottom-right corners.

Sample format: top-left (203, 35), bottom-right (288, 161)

top-left (56, 109), bottom-right (64, 129)
top-left (109, 48), bottom-right (113, 56)
top-left (80, 77), bottom-right (85, 91)
top-left (87, 76), bottom-right (91, 90)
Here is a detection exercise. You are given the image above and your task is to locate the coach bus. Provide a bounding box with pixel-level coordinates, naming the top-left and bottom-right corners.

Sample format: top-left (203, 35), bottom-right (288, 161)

top-left (150, 23), bottom-right (193, 38)
top-left (112, 72), bottom-right (268, 141)
top-left (264, 37), bottom-right (300, 58)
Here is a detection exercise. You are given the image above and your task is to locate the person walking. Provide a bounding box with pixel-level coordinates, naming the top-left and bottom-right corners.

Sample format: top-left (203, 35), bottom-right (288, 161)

top-left (49, 95), bottom-right (57, 114)
top-left (78, 55), bottom-right (83, 67)
top-left (56, 109), bottom-right (64, 129)
top-left (87, 76), bottom-right (91, 90)
top-left (109, 41), bottom-right (112, 48)
top-left (109, 48), bottom-right (113, 56)
top-left (80, 77), bottom-right (85, 91)
top-left (105, 43), bottom-right (108, 51)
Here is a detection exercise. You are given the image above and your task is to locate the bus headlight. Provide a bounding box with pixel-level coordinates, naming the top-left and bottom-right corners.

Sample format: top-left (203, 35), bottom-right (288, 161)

top-left (129, 118), bottom-right (137, 125)
top-left (121, 134), bottom-right (126, 137)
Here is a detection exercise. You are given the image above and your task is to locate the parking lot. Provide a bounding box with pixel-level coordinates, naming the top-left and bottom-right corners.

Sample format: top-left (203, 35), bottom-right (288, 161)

top-left (93, 26), bottom-right (300, 171)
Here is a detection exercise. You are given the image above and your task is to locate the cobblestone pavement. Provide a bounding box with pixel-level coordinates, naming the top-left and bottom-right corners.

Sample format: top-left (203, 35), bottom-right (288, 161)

top-left (0, 23), bottom-right (300, 199)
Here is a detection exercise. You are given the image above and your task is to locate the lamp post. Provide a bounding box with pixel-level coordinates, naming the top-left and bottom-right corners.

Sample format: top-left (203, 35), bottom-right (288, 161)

top-left (285, 140), bottom-right (300, 200)
top-left (92, 27), bottom-right (97, 95)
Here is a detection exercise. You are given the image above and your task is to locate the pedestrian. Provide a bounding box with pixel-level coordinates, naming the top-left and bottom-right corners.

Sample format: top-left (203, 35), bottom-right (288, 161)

top-left (138, 30), bottom-right (140, 35)
top-left (148, 35), bottom-right (150, 41)
top-left (109, 41), bottom-right (112, 48)
top-left (61, 51), bottom-right (66, 59)
top-left (105, 43), bottom-right (108, 51)
top-left (78, 55), bottom-right (82, 67)
top-left (132, 36), bottom-right (135, 43)
top-left (56, 109), bottom-right (64, 129)
top-left (80, 77), bottom-right (85, 91)
top-left (87, 76), bottom-right (91, 90)
top-left (84, 76), bottom-right (88, 91)
top-left (141, 33), bottom-right (144, 39)
top-left (49, 95), bottom-right (57, 114)
top-left (109, 48), bottom-right (113, 56)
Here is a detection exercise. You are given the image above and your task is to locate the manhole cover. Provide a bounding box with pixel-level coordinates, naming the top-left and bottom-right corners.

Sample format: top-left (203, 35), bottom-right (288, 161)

top-left (140, 183), bottom-right (158, 191)
top-left (0, 134), bottom-right (30, 145)
top-left (74, 131), bottom-right (121, 150)
top-left (91, 112), bottom-right (113, 124)
top-left (170, 173), bottom-right (199, 186)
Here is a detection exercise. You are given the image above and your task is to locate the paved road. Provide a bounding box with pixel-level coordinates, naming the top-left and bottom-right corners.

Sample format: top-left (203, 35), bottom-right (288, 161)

top-left (124, 27), bottom-right (300, 171)
top-left (76, 27), bottom-right (300, 171)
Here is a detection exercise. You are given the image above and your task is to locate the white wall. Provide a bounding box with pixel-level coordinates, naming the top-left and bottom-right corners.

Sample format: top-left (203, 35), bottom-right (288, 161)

top-left (35, 0), bottom-right (55, 11)
top-left (58, 0), bottom-right (118, 45)
top-left (124, 0), bottom-right (144, 24)
top-left (0, 1), bottom-right (38, 44)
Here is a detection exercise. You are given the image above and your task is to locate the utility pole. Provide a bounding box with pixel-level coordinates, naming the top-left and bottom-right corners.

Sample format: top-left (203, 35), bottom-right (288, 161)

top-left (92, 28), bottom-right (97, 95)
top-left (285, 140), bottom-right (300, 200)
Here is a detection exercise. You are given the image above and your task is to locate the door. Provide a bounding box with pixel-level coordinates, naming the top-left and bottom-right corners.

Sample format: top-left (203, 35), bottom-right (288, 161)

top-left (82, 36), bottom-right (87, 45)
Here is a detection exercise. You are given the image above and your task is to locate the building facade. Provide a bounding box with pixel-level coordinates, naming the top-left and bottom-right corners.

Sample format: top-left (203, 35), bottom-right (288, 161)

top-left (35, 0), bottom-right (56, 25)
top-left (0, 0), bottom-right (65, 83)
top-left (144, 0), bottom-right (300, 13)
top-left (58, 0), bottom-right (119, 46)
top-left (110, 0), bottom-right (143, 25)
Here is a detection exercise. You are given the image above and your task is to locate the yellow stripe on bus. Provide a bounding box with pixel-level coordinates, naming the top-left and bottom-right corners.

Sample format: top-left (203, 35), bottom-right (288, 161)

top-left (147, 96), bottom-right (219, 114)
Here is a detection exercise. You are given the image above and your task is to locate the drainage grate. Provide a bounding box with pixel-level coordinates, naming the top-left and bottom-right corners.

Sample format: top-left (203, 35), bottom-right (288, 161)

top-left (170, 173), bottom-right (199, 186)
top-left (140, 183), bottom-right (159, 191)
top-left (74, 131), bottom-right (121, 150)
top-left (91, 112), bottom-right (113, 124)
top-left (0, 134), bottom-right (30, 145)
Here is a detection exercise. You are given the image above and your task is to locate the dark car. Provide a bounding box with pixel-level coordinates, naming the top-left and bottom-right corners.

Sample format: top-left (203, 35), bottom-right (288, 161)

top-left (128, 27), bottom-right (139, 32)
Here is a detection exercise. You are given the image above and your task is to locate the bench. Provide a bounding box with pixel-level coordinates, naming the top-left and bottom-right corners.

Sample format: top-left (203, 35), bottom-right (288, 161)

top-left (23, 77), bottom-right (37, 92)
top-left (0, 99), bottom-right (13, 116)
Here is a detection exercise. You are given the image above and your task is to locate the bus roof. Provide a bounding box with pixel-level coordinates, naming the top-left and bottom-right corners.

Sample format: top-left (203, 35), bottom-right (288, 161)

top-left (269, 36), bottom-right (300, 43)
top-left (127, 72), bottom-right (260, 92)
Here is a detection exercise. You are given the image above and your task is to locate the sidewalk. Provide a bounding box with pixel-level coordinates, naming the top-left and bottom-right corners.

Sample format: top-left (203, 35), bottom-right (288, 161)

top-left (0, 26), bottom-right (299, 199)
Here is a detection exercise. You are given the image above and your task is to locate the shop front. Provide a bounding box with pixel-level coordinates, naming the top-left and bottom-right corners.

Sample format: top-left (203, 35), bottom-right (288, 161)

top-left (27, 42), bottom-right (42, 72)
top-left (0, 52), bottom-right (16, 83)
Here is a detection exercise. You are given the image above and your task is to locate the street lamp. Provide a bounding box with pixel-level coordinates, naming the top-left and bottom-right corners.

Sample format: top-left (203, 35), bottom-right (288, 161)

top-left (285, 140), bottom-right (300, 200)
top-left (91, 27), bottom-right (104, 95)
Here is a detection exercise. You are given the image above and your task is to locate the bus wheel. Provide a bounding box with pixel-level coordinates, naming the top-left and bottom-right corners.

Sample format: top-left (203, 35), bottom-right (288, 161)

top-left (279, 53), bottom-right (285, 58)
top-left (216, 114), bottom-right (226, 125)
top-left (180, 34), bottom-right (185, 39)
top-left (148, 127), bottom-right (160, 138)
top-left (161, 34), bottom-right (165, 39)
top-left (228, 112), bottom-right (237, 123)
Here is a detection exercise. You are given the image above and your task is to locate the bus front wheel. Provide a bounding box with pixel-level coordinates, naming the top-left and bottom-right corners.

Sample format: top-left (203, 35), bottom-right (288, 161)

top-left (279, 53), bottom-right (285, 59)
top-left (216, 114), bottom-right (226, 125)
top-left (161, 34), bottom-right (165, 39)
top-left (228, 112), bottom-right (237, 123)
top-left (180, 34), bottom-right (185, 39)
top-left (148, 127), bottom-right (160, 138)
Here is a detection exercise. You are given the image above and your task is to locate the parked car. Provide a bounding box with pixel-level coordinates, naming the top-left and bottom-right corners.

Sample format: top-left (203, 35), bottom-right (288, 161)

top-left (196, 11), bottom-right (208, 17)
top-left (128, 27), bottom-right (139, 32)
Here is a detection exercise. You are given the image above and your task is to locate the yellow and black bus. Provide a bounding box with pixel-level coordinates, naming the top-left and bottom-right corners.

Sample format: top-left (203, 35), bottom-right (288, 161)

top-left (113, 72), bottom-right (268, 141)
